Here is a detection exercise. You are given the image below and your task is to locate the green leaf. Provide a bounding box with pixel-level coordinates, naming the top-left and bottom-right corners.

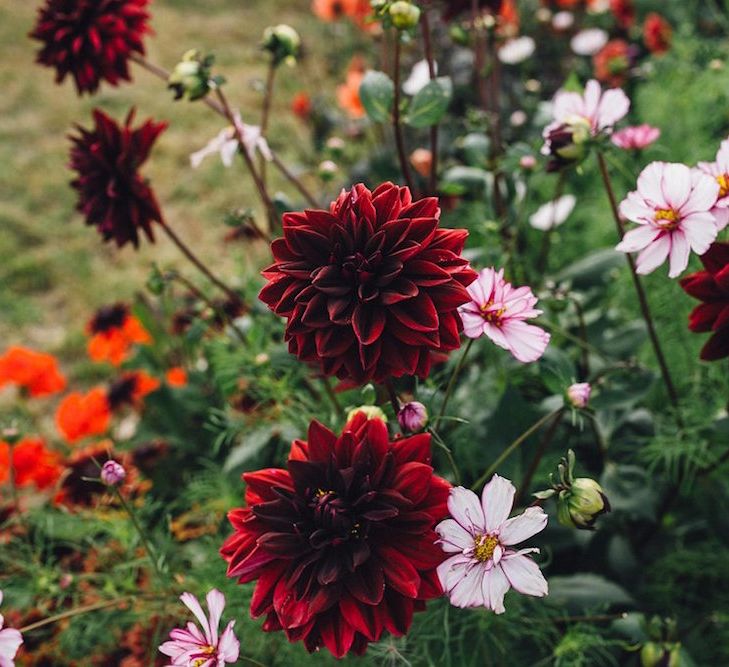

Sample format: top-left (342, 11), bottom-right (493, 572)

top-left (554, 248), bottom-right (624, 290)
top-left (405, 77), bottom-right (452, 128)
top-left (359, 70), bottom-right (395, 123)
top-left (548, 574), bottom-right (634, 613)
top-left (440, 166), bottom-right (490, 197)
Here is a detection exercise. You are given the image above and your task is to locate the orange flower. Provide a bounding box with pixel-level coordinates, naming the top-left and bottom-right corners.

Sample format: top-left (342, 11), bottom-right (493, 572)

top-left (0, 346), bottom-right (66, 397)
top-left (108, 370), bottom-right (161, 410)
top-left (87, 304), bottom-right (151, 366)
top-left (593, 39), bottom-right (631, 87)
top-left (337, 57), bottom-right (366, 119)
top-left (291, 91), bottom-right (312, 119)
top-left (497, 0), bottom-right (519, 38)
top-left (0, 437), bottom-right (63, 490)
top-left (165, 367), bottom-right (188, 387)
top-left (312, 0), bottom-right (371, 25)
top-left (56, 387), bottom-right (112, 444)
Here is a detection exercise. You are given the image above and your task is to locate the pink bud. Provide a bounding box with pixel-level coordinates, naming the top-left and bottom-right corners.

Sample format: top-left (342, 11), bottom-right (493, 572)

top-left (566, 382), bottom-right (591, 409)
top-left (519, 155), bottom-right (537, 170)
top-left (100, 460), bottom-right (126, 486)
top-left (397, 401), bottom-right (428, 432)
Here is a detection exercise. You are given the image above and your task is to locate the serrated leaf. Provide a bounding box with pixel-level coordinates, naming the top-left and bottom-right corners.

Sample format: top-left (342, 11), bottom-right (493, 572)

top-left (359, 70), bottom-right (395, 123)
top-left (405, 77), bottom-right (452, 128)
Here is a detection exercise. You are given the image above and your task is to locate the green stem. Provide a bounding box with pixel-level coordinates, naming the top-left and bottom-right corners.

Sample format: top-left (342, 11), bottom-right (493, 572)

top-left (535, 172), bottom-right (567, 276)
top-left (321, 376), bottom-right (345, 420)
top-left (515, 410), bottom-right (564, 506)
top-left (428, 428), bottom-right (461, 484)
top-left (433, 339), bottom-right (474, 432)
top-left (392, 35), bottom-right (415, 192)
top-left (471, 409), bottom-right (563, 491)
top-left (259, 61), bottom-right (277, 189)
top-left (420, 9), bottom-right (439, 195)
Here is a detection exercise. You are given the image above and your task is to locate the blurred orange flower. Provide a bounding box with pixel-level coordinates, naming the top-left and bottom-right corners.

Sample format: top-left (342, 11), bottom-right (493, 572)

top-left (87, 304), bottom-right (151, 366)
top-left (291, 91), bottom-right (312, 119)
top-left (0, 346), bottom-right (66, 397)
top-left (593, 39), bottom-right (631, 87)
top-left (337, 57), bottom-right (366, 119)
top-left (56, 387), bottom-right (112, 444)
top-left (312, 0), bottom-right (371, 26)
top-left (108, 370), bottom-right (161, 410)
top-left (0, 437), bottom-right (63, 490)
top-left (165, 367), bottom-right (188, 387)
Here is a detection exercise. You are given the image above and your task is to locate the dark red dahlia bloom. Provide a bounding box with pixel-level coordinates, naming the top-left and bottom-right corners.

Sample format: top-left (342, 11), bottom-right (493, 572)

top-left (259, 182), bottom-right (477, 384)
top-left (680, 242), bottom-right (729, 361)
top-left (30, 0), bottom-right (151, 95)
top-left (70, 109), bottom-right (167, 249)
top-left (220, 413), bottom-right (451, 658)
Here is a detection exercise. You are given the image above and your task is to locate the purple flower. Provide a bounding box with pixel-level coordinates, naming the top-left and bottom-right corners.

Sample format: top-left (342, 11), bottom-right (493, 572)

top-left (0, 591), bottom-right (23, 666)
top-left (100, 460), bottom-right (126, 486)
top-left (159, 589), bottom-right (239, 667)
top-left (398, 401), bottom-right (429, 432)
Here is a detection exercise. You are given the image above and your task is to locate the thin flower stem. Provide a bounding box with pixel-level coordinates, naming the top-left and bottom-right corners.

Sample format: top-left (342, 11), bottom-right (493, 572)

top-left (596, 152), bottom-right (682, 420)
top-left (158, 219), bottom-right (240, 304)
top-left (114, 488), bottom-right (166, 583)
top-left (536, 172), bottom-right (566, 275)
top-left (428, 427), bottom-right (461, 484)
top-left (515, 409), bottom-right (565, 506)
top-left (384, 379), bottom-right (401, 418)
top-left (259, 62), bottom-right (277, 188)
top-left (392, 36), bottom-right (415, 192)
top-left (471, 409), bottom-right (563, 491)
top-left (269, 151), bottom-right (318, 207)
top-left (471, 0), bottom-right (489, 111)
top-left (321, 376), bottom-right (345, 420)
top-left (420, 10), bottom-right (439, 195)
top-left (433, 338), bottom-right (474, 432)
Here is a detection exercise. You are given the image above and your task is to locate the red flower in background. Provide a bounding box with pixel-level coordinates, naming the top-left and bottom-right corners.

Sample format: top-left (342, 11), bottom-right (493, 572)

top-left (165, 367), bottom-right (188, 387)
top-left (336, 57), bottom-right (366, 119)
top-left (312, 0), bottom-right (372, 27)
top-left (87, 303), bottom-right (152, 365)
top-left (221, 413), bottom-right (450, 658)
top-left (680, 242), bottom-right (729, 361)
top-left (56, 388), bottom-right (112, 444)
top-left (0, 437), bottom-right (63, 490)
top-left (0, 346), bottom-right (66, 397)
top-left (259, 182), bottom-right (476, 384)
top-left (30, 0), bottom-right (152, 95)
top-left (593, 39), bottom-right (631, 87)
top-left (107, 370), bottom-right (161, 410)
top-left (70, 108), bottom-right (167, 249)
top-left (644, 13), bottom-right (672, 54)
top-left (291, 92), bottom-right (313, 119)
top-left (610, 0), bottom-right (635, 29)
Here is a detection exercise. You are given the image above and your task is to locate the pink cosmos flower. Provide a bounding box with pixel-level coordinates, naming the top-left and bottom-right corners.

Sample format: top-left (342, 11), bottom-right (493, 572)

top-left (0, 591), bottom-right (23, 667)
top-left (697, 137), bottom-right (729, 231)
top-left (611, 124), bottom-right (661, 151)
top-left (435, 476), bottom-right (549, 613)
top-left (458, 268), bottom-right (550, 363)
top-left (159, 589), bottom-right (239, 667)
top-left (616, 162), bottom-right (721, 278)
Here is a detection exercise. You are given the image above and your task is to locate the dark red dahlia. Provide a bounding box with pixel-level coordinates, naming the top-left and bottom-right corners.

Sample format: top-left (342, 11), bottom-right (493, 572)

top-left (680, 242), bottom-right (729, 361)
top-left (220, 413), bottom-right (451, 658)
top-left (259, 182), bottom-right (477, 384)
top-left (88, 303), bottom-right (129, 333)
top-left (70, 108), bottom-right (167, 249)
top-left (30, 0), bottom-right (151, 95)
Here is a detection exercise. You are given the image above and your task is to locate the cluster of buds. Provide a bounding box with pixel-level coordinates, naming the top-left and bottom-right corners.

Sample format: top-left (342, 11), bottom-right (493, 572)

top-left (371, 0), bottom-right (421, 31)
top-left (168, 50), bottom-right (222, 101)
top-left (262, 25), bottom-right (301, 67)
top-left (535, 450), bottom-right (610, 530)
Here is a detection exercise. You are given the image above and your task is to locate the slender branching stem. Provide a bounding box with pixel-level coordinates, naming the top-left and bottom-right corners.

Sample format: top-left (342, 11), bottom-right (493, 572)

top-left (420, 10), bottom-right (439, 195)
top-left (515, 409), bottom-right (565, 506)
top-left (259, 62), bottom-right (277, 188)
top-left (392, 36), bottom-right (415, 192)
top-left (321, 376), bottom-right (345, 420)
top-left (433, 338), bottom-right (474, 432)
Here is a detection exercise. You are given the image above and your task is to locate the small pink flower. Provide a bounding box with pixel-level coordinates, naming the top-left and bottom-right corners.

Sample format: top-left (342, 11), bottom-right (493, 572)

top-left (566, 382), bottom-right (591, 408)
top-left (435, 476), bottom-right (549, 613)
top-left (0, 591), bottom-right (23, 667)
top-left (697, 137), bottom-right (729, 231)
top-left (159, 589), bottom-right (239, 667)
top-left (398, 401), bottom-right (428, 432)
top-left (611, 124), bottom-right (660, 150)
top-left (616, 161), bottom-right (721, 278)
top-left (459, 268), bottom-right (550, 363)
top-left (100, 460), bottom-right (126, 486)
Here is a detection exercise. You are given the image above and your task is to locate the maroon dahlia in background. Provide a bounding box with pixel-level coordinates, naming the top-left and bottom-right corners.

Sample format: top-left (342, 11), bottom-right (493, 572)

top-left (259, 182), bottom-right (477, 384)
top-left (220, 412), bottom-right (450, 658)
top-left (30, 0), bottom-right (152, 95)
top-left (680, 242), bottom-right (729, 361)
top-left (70, 108), bottom-right (167, 249)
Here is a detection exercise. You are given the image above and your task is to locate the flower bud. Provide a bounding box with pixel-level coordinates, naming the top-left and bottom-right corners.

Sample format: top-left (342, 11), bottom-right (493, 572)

top-left (397, 401), bottom-right (428, 432)
top-left (566, 382), bottom-right (591, 409)
top-left (168, 50), bottom-right (214, 101)
top-left (640, 642), bottom-right (681, 667)
top-left (326, 136), bottom-right (346, 157)
top-left (347, 405), bottom-right (388, 423)
top-left (543, 117), bottom-right (591, 172)
top-left (100, 460), bottom-right (126, 487)
top-left (557, 477), bottom-right (610, 529)
top-left (519, 155), bottom-right (537, 170)
top-left (262, 25), bottom-right (301, 66)
top-left (410, 148), bottom-right (433, 178)
top-left (318, 160), bottom-right (338, 182)
top-left (389, 1), bottom-right (421, 30)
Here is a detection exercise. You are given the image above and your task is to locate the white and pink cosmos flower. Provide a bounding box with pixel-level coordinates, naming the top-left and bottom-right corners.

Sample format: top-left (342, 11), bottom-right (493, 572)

top-left (435, 476), bottom-right (549, 613)
top-left (459, 268), bottom-right (550, 363)
top-left (697, 136), bottom-right (729, 231)
top-left (616, 162), bottom-right (721, 278)
top-left (159, 589), bottom-right (240, 667)
top-left (0, 591), bottom-right (23, 667)
top-left (611, 124), bottom-right (661, 151)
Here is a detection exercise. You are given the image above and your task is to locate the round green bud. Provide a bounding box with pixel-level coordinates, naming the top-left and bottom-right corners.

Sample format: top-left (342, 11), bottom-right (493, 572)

top-left (557, 478), bottom-right (610, 530)
top-left (263, 24), bottom-right (301, 66)
top-left (389, 1), bottom-right (421, 30)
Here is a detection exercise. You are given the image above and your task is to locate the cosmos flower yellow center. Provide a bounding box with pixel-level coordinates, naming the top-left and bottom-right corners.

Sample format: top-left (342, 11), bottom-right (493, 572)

top-left (654, 207), bottom-right (680, 229)
top-left (473, 534), bottom-right (499, 563)
top-left (193, 646), bottom-right (216, 667)
top-left (480, 302), bottom-right (505, 324)
top-left (717, 174), bottom-right (729, 198)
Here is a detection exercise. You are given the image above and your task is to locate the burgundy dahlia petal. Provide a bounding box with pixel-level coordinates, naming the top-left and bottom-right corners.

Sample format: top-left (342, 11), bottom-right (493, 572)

top-left (259, 182), bottom-right (477, 384)
top-left (69, 108), bottom-right (167, 249)
top-left (681, 242), bottom-right (729, 361)
top-left (30, 0), bottom-right (151, 95)
top-left (220, 416), bottom-right (451, 658)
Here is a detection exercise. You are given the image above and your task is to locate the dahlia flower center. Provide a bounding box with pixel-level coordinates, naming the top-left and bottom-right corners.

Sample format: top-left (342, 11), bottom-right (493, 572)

top-left (717, 174), bottom-right (729, 198)
top-left (310, 488), bottom-right (358, 540)
top-left (473, 534), bottom-right (499, 563)
top-left (654, 207), bottom-right (680, 229)
top-left (341, 251), bottom-right (385, 301)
